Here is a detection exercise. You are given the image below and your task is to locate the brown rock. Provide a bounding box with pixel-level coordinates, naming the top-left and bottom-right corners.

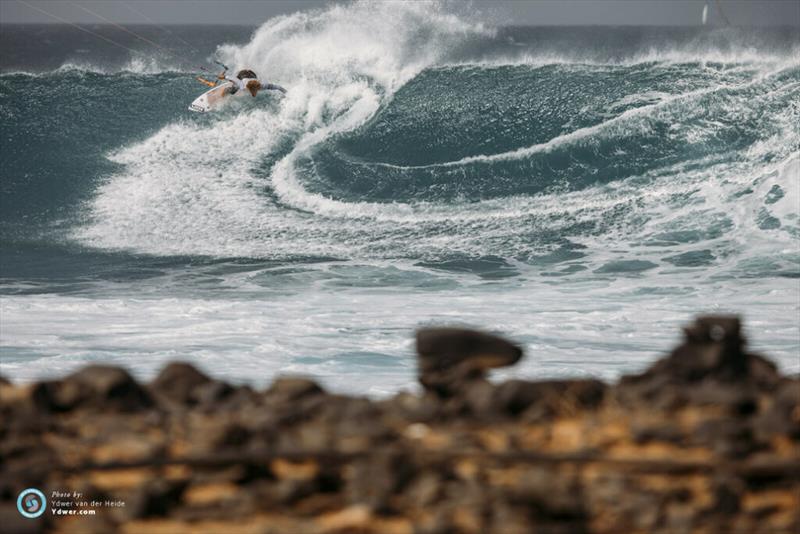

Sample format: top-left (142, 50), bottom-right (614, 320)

top-left (710, 476), bottom-right (743, 515)
top-left (655, 315), bottom-right (748, 381)
top-left (211, 422), bottom-right (253, 451)
top-left (495, 379), bottom-right (606, 420)
top-left (125, 479), bottom-right (187, 520)
top-left (687, 381), bottom-right (758, 415)
top-left (32, 365), bottom-right (152, 413)
top-left (151, 362), bottom-right (214, 406)
top-left (345, 450), bottom-right (414, 513)
top-left (618, 315), bottom-right (782, 410)
top-left (747, 354), bottom-right (782, 389)
top-left (193, 380), bottom-right (235, 408)
top-left (315, 504), bottom-right (372, 533)
top-left (404, 472), bottom-right (443, 509)
top-left (691, 418), bottom-right (761, 459)
top-left (264, 377), bottom-right (324, 403)
top-left (380, 391), bottom-right (441, 422)
top-left (462, 379), bottom-right (498, 418)
top-left (212, 384), bottom-right (257, 411)
top-left (416, 328), bottom-right (523, 396)
top-left (1, 316), bottom-right (797, 534)
top-left (632, 423), bottom-right (684, 445)
top-left (753, 379), bottom-right (800, 440)
top-left (0, 502), bottom-right (45, 534)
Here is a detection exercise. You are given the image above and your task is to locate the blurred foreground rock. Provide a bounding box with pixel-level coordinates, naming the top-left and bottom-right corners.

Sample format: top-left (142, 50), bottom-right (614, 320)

top-left (1, 316), bottom-right (798, 533)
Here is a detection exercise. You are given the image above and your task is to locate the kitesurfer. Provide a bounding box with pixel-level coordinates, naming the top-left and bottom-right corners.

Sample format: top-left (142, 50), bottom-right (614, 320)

top-left (217, 68), bottom-right (287, 96)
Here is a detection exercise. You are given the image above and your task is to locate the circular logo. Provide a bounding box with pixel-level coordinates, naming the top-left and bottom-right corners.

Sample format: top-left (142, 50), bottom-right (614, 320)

top-left (17, 488), bottom-right (46, 519)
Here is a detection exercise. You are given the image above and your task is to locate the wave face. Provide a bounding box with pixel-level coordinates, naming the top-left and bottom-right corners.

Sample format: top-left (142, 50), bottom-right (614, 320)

top-left (1, 3), bottom-right (799, 393)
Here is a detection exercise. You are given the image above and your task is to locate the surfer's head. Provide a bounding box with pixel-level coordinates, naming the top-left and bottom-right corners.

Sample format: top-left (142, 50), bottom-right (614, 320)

top-left (236, 69), bottom-right (257, 80)
top-left (246, 80), bottom-right (261, 97)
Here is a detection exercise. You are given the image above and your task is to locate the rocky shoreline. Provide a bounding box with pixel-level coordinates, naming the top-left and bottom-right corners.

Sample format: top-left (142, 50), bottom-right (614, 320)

top-left (1, 316), bottom-right (798, 533)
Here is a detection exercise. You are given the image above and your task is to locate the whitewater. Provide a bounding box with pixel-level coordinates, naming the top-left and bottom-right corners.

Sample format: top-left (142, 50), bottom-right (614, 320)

top-left (1, 3), bottom-right (798, 395)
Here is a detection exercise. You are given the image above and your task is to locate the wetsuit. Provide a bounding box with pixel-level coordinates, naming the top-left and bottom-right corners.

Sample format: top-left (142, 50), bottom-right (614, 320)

top-left (224, 75), bottom-right (287, 94)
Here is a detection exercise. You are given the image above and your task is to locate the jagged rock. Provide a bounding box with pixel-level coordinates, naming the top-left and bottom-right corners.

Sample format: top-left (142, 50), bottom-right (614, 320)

top-left (747, 354), bottom-right (783, 390)
top-left (264, 377), bottom-right (325, 403)
top-left (691, 418), bottom-right (761, 459)
top-left (632, 423), bottom-right (684, 445)
top-left (380, 392), bottom-right (441, 423)
top-left (212, 422), bottom-right (253, 450)
top-left (0, 316), bottom-right (797, 533)
top-left (258, 378), bottom-right (327, 428)
top-left (213, 384), bottom-right (257, 411)
top-left (404, 472), bottom-right (443, 509)
top-left (618, 316), bottom-right (781, 409)
top-left (495, 379), bottom-right (606, 420)
top-left (461, 378), bottom-right (498, 418)
top-left (151, 362), bottom-right (214, 406)
top-left (710, 475), bottom-right (743, 515)
top-left (192, 380), bottom-right (236, 408)
top-left (346, 450), bottom-right (414, 513)
top-left (149, 363), bottom-right (238, 410)
top-left (649, 315), bottom-right (747, 380)
top-left (416, 328), bottom-right (523, 396)
top-left (636, 316), bottom-right (777, 384)
top-left (447, 377), bottom-right (607, 421)
top-left (125, 479), bottom-right (187, 520)
top-left (0, 503), bottom-right (44, 534)
top-left (753, 379), bottom-right (800, 440)
top-left (32, 365), bottom-right (152, 413)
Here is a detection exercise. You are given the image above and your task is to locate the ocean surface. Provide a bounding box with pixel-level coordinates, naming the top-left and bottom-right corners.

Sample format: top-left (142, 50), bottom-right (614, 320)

top-left (1, 3), bottom-right (799, 395)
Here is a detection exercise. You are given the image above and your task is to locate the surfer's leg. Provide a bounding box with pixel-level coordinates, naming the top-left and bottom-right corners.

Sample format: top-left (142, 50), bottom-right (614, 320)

top-left (263, 83), bottom-right (287, 94)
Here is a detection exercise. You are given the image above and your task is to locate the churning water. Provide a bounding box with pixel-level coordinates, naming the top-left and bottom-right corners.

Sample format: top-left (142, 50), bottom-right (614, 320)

top-left (1, 3), bottom-right (798, 394)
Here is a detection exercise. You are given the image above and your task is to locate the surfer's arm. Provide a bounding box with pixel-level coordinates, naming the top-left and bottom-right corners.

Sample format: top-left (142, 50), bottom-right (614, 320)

top-left (196, 76), bottom-right (217, 87)
top-left (220, 76), bottom-right (245, 92)
top-left (261, 82), bottom-right (287, 94)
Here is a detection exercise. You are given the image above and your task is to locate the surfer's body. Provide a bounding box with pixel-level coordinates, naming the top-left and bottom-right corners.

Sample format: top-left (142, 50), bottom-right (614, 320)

top-left (218, 69), bottom-right (287, 97)
top-left (190, 67), bottom-right (286, 112)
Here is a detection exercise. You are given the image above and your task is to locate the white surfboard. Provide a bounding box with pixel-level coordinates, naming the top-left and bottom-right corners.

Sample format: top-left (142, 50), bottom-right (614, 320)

top-left (188, 82), bottom-right (234, 113)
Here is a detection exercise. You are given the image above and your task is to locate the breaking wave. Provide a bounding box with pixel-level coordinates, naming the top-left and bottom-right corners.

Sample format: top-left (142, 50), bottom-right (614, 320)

top-left (5, 1), bottom-right (790, 277)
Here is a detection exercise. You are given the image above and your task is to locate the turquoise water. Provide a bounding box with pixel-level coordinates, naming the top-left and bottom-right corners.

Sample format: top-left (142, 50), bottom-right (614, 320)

top-left (1, 4), bottom-right (798, 394)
